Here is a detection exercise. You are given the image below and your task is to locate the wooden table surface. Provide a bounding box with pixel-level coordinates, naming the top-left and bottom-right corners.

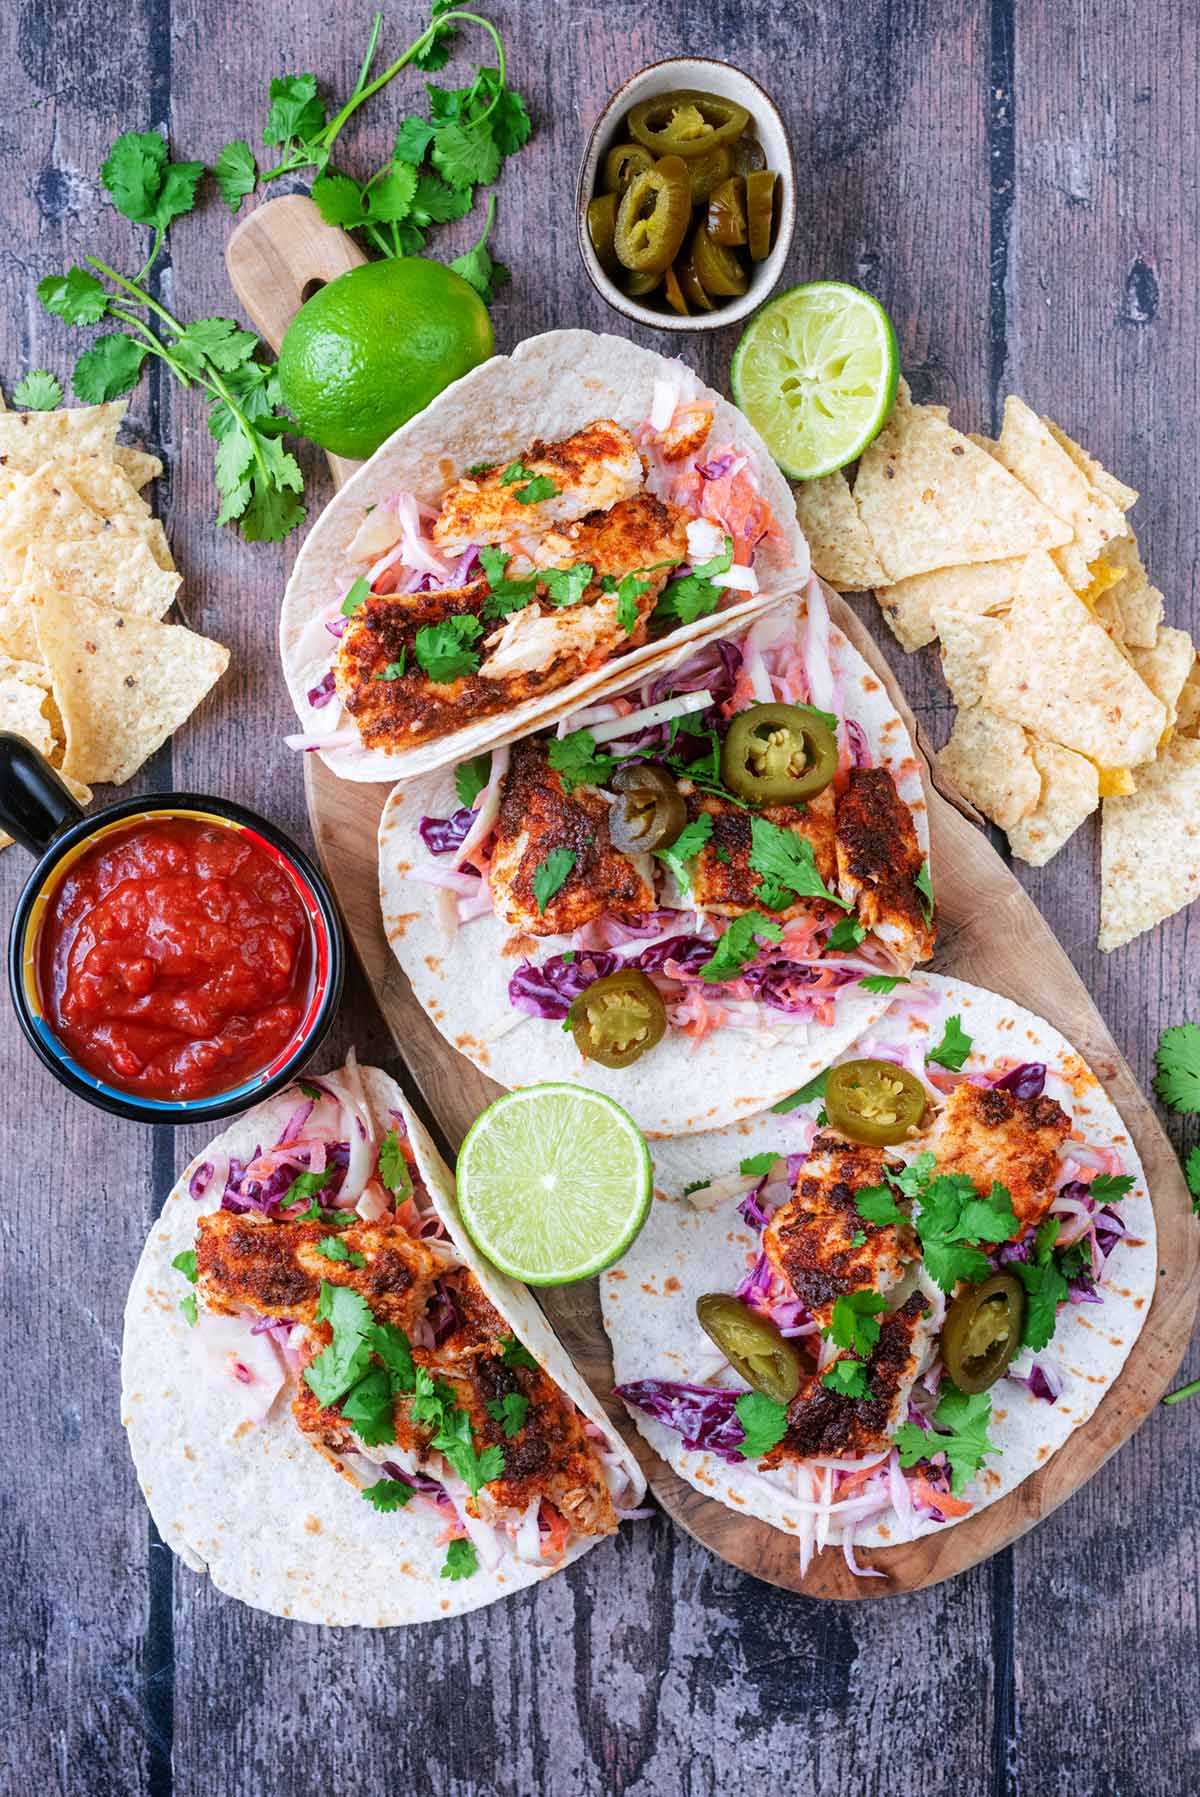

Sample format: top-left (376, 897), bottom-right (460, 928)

top-left (2, 3), bottom-right (1197, 1793)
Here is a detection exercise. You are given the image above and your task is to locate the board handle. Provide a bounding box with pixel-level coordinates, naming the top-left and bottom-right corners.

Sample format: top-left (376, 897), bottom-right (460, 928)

top-left (225, 194), bottom-right (367, 492)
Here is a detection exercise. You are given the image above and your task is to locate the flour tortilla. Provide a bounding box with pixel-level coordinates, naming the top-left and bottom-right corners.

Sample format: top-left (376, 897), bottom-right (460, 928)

top-left (377, 590), bottom-right (932, 1138)
top-left (122, 1064), bottom-right (644, 1628)
top-left (280, 329), bottom-right (809, 783)
top-left (601, 972), bottom-right (1156, 1560)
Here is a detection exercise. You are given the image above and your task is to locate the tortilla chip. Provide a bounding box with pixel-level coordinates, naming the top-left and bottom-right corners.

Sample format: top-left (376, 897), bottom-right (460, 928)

top-left (876, 558), bottom-right (1024, 652)
top-left (990, 397), bottom-right (1129, 591)
top-left (21, 539), bottom-right (179, 621)
top-left (0, 466), bottom-right (104, 555)
top-left (932, 602), bottom-right (1002, 708)
top-left (33, 588), bottom-right (229, 785)
top-left (1087, 529), bottom-right (1162, 650)
top-left (793, 473), bottom-right (889, 591)
top-left (1099, 735), bottom-right (1200, 949)
top-left (1176, 659), bottom-right (1200, 736)
top-left (1043, 419), bottom-right (1139, 513)
top-left (0, 401), bottom-right (125, 476)
top-left (1007, 738), bottom-right (1100, 866)
top-left (854, 400), bottom-right (1071, 582)
top-left (982, 552), bottom-right (1166, 768)
top-left (59, 454), bottom-right (152, 523)
top-left (937, 705), bottom-right (1040, 829)
top-left (113, 446), bottom-right (163, 490)
top-left (0, 657), bottom-right (56, 755)
top-left (1126, 626), bottom-right (1195, 735)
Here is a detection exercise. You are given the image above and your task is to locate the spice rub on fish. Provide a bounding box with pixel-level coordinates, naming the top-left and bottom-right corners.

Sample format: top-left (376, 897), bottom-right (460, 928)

top-left (762, 1133), bottom-right (916, 1326)
top-left (925, 1081), bottom-right (1072, 1238)
top-left (760, 1292), bottom-right (938, 1464)
top-left (684, 787), bottom-right (839, 920)
top-left (196, 1210), bottom-right (442, 1330)
top-left (489, 737), bottom-right (654, 935)
top-left (834, 766), bottom-right (934, 968)
top-left (432, 419), bottom-right (645, 556)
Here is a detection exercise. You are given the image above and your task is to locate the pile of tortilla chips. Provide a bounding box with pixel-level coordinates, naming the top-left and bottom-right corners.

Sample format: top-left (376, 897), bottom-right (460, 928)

top-left (796, 384), bottom-right (1199, 951)
top-left (0, 394), bottom-right (228, 847)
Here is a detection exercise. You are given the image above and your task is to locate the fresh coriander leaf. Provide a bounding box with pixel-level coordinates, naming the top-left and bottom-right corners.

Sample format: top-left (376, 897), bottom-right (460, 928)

top-left (485, 1392), bottom-right (529, 1438)
top-left (304, 1282), bottom-right (374, 1408)
top-left (451, 239), bottom-right (509, 303)
top-left (316, 1235), bottom-right (366, 1268)
top-left (394, 116), bottom-right (436, 162)
top-left (179, 1293), bottom-right (198, 1327)
top-left (410, 1365), bottom-right (457, 1428)
top-left (915, 1176), bottom-right (1018, 1294)
top-left (654, 810), bottom-right (713, 896)
top-left (546, 728), bottom-right (616, 794)
top-left (455, 753), bottom-right (491, 808)
top-left (653, 536), bottom-right (734, 627)
top-left (239, 475), bottom-right (307, 544)
top-left (296, 1080), bottom-right (321, 1100)
top-left (682, 1178), bottom-right (710, 1197)
top-left (341, 576), bottom-right (369, 617)
top-left (312, 169), bottom-right (366, 227)
top-left (821, 1358), bottom-right (870, 1400)
top-left (855, 1183), bottom-right (906, 1227)
top-left (366, 162), bottom-right (419, 223)
top-left (341, 1365), bottom-right (397, 1445)
top-left (411, 172), bottom-right (474, 224)
top-left (824, 1289), bottom-right (887, 1356)
top-left (478, 73), bottom-right (532, 156)
top-left (173, 316), bottom-right (258, 376)
top-left (1154, 1023), bottom-right (1200, 1114)
top-left (214, 139), bottom-right (257, 213)
top-left (859, 974), bottom-right (909, 995)
top-left (714, 845), bottom-right (732, 864)
top-left (263, 73), bottom-right (326, 149)
top-left (414, 614), bottom-right (483, 683)
top-left (515, 475), bottom-right (558, 505)
top-left (378, 1127), bottom-right (413, 1199)
top-left (414, 1), bottom-right (462, 74)
top-left (921, 1238), bottom-right (992, 1292)
top-left (362, 1477), bottom-right (413, 1512)
top-left (699, 912), bottom-right (784, 984)
top-left (501, 459), bottom-right (532, 485)
top-left (441, 1537), bottom-right (478, 1580)
top-left (73, 334), bottom-right (149, 403)
top-left (501, 1335), bottom-right (539, 1371)
top-left (1012, 1217), bottom-right (1068, 1351)
top-left (1089, 1173), bottom-right (1135, 1205)
top-left (433, 1404), bottom-right (505, 1495)
top-left (851, 1230), bottom-right (867, 1248)
top-left (772, 1070), bottom-right (830, 1113)
top-left (541, 563), bottom-right (594, 607)
top-left (734, 1390), bottom-right (789, 1458)
top-left (431, 119), bottom-right (501, 189)
top-left (10, 368), bottom-right (62, 412)
top-left (891, 1151), bottom-right (935, 1197)
top-left (915, 859), bottom-right (934, 923)
top-left (479, 544), bottom-right (538, 616)
top-left (466, 461), bottom-right (493, 478)
top-left (102, 131), bottom-right (204, 232)
top-left (616, 577), bottom-right (643, 635)
top-left (916, 1385), bottom-right (998, 1496)
top-left (38, 266), bottom-right (110, 325)
top-left (826, 916), bottom-right (866, 953)
top-left (561, 951), bottom-right (576, 964)
top-left (1185, 1145), bottom-right (1200, 1213)
top-left (171, 1249), bottom-right (198, 1286)
top-left (373, 655), bottom-right (407, 682)
top-left (372, 1321), bottom-right (417, 1392)
top-left (532, 847), bottom-right (576, 914)
top-left (926, 1013), bottom-right (973, 1072)
top-left (739, 1152), bottom-right (779, 1178)
top-left (748, 815), bottom-right (853, 912)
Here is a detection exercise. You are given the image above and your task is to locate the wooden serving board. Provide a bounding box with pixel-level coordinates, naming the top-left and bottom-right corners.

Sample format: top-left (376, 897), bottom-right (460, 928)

top-left (228, 197), bottom-right (1198, 1599)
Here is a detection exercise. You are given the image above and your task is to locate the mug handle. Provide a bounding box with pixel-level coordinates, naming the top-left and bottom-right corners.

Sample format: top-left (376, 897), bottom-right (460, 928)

top-left (0, 733), bottom-right (86, 856)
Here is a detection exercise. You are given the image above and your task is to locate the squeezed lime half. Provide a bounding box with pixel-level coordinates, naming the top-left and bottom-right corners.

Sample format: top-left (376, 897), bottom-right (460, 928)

top-left (455, 1084), bottom-right (652, 1284)
top-left (731, 280), bottom-right (899, 480)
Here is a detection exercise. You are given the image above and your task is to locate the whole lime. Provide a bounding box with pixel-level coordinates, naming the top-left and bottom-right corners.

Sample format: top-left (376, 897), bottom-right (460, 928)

top-left (278, 258), bottom-right (495, 461)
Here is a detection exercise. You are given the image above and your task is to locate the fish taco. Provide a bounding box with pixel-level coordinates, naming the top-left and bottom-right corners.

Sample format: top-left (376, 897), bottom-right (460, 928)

top-left (377, 580), bottom-right (935, 1136)
top-left (122, 1059), bottom-right (645, 1626)
top-left (280, 329), bottom-right (809, 781)
top-left (601, 973), bottom-right (1156, 1581)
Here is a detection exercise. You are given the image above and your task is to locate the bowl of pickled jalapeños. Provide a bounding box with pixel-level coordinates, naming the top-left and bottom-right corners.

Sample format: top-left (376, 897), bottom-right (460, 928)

top-left (577, 58), bottom-right (796, 333)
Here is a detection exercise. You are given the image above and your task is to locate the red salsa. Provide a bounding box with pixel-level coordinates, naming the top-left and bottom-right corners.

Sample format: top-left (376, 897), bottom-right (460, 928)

top-left (38, 815), bottom-right (316, 1102)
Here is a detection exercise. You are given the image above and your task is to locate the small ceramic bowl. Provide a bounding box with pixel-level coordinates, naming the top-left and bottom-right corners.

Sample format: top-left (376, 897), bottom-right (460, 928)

top-left (1, 734), bottom-right (344, 1125)
top-left (576, 57), bottom-right (796, 335)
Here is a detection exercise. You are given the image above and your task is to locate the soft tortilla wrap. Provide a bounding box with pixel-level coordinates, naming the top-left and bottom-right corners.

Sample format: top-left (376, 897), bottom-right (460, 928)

top-left (601, 973), bottom-right (1156, 1556)
top-left (377, 590), bottom-right (931, 1138)
top-left (122, 1064), bottom-right (643, 1627)
top-left (280, 329), bottom-right (809, 782)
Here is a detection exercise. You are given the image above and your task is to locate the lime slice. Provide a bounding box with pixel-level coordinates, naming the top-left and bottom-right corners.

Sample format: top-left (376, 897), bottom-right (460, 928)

top-left (455, 1084), bottom-right (652, 1284)
top-left (731, 281), bottom-right (899, 480)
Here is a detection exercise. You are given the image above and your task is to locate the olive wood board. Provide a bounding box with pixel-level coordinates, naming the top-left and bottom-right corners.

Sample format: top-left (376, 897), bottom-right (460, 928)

top-left (227, 196), bottom-right (1199, 1600)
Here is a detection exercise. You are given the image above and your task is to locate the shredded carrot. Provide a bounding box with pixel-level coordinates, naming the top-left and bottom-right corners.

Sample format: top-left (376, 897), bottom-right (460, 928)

top-left (539, 1502), bottom-right (571, 1562)
top-left (911, 1475), bottom-right (972, 1518)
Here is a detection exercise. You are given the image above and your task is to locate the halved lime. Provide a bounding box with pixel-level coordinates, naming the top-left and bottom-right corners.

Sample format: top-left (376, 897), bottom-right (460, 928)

top-left (455, 1085), bottom-right (652, 1284)
top-left (730, 281), bottom-right (899, 480)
